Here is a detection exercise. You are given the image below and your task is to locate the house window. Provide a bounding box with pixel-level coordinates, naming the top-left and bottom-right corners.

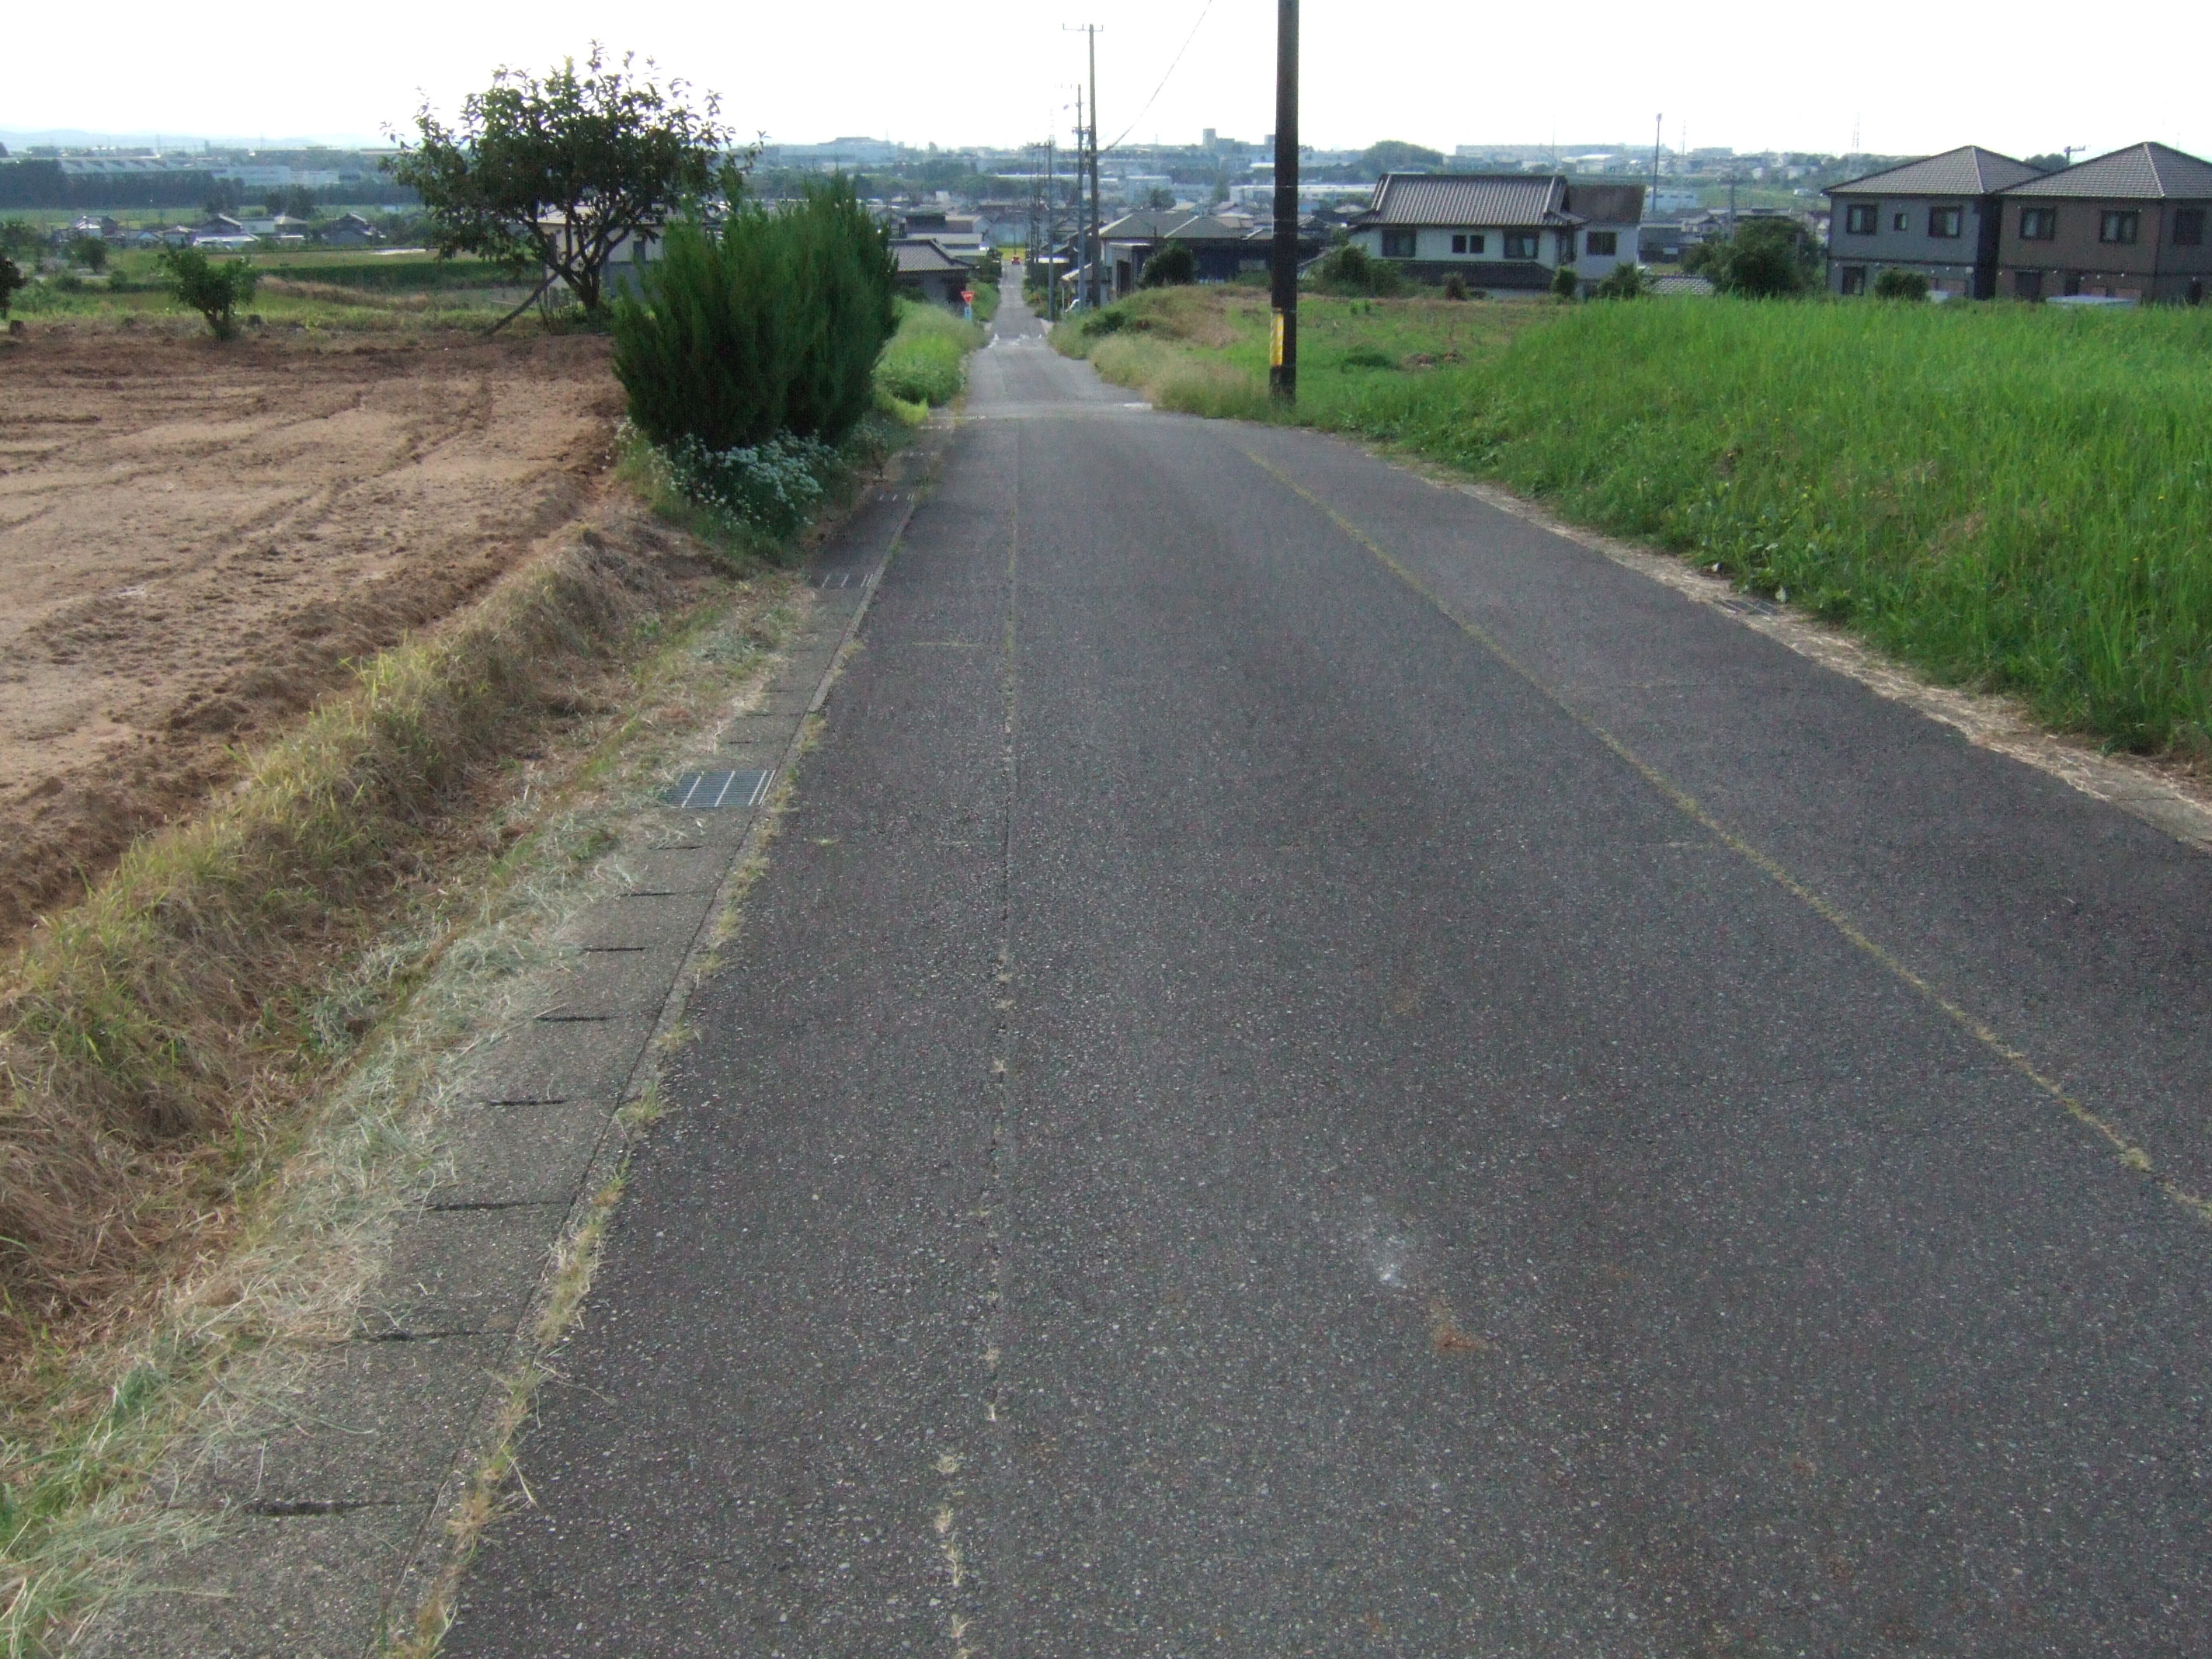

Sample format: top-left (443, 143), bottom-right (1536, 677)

top-left (1928, 206), bottom-right (1963, 238)
top-left (2172, 208), bottom-right (2206, 247)
top-left (1893, 211), bottom-right (1908, 231)
top-left (1450, 233), bottom-right (1466, 253)
top-left (1466, 233), bottom-right (1485, 254)
top-left (1381, 227), bottom-right (1417, 259)
top-left (2014, 269), bottom-right (2043, 301)
top-left (2019, 207), bottom-right (2057, 241)
top-left (1586, 231), bottom-right (1618, 256)
top-left (1840, 266), bottom-right (1867, 295)
top-left (1504, 231), bottom-right (1539, 259)
top-left (2099, 210), bottom-right (2140, 245)
top-left (1845, 203), bottom-right (1878, 235)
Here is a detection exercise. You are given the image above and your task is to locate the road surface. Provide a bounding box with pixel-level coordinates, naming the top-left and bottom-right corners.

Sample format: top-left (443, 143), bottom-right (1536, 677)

top-left (444, 285), bottom-right (2212, 1656)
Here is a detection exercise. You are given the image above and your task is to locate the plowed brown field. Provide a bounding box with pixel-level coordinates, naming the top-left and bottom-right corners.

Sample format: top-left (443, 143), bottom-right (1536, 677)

top-left (0, 327), bottom-right (622, 948)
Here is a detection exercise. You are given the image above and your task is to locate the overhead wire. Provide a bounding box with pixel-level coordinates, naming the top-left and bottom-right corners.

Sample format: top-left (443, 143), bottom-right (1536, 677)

top-left (1101, 0), bottom-right (1218, 155)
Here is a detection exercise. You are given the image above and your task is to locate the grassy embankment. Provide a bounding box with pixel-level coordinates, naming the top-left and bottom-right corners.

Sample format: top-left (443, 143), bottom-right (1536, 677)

top-left (873, 297), bottom-right (986, 417)
top-left (1061, 287), bottom-right (2212, 756)
top-left (0, 289), bottom-right (985, 1646)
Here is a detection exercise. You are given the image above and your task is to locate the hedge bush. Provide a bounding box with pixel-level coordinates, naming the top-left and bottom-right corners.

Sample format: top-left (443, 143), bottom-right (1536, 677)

top-left (613, 177), bottom-right (896, 452)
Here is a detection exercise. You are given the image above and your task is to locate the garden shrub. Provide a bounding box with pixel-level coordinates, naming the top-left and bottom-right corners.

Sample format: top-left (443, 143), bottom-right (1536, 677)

top-left (158, 246), bottom-right (259, 339)
top-left (612, 176), bottom-right (896, 452)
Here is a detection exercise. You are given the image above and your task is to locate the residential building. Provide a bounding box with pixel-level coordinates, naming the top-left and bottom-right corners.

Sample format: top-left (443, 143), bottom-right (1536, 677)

top-left (892, 238), bottom-right (974, 307)
top-left (1096, 211), bottom-right (1278, 295)
top-left (1995, 142), bottom-right (2212, 304)
top-left (899, 210), bottom-right (983, 261)
top-left (322, 212), bottom-right (381, 247)
top-left (1824, 146), bottom-right (2043, 298)
top-left (1344, 174), bottom-right (1643, 293)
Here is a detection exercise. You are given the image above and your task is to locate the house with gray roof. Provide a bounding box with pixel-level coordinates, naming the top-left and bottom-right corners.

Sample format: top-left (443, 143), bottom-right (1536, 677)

top-left (1824, 146), bottom-right (2045, 298)
top-left (1995, 142), bottom-right (2212, 304)
top-left (892, 237), bottom-right (974, 307)
top-left (1344, 174), bottom-right (1642, 294)
top-left (1098, 210), bottom-right (1275, 295)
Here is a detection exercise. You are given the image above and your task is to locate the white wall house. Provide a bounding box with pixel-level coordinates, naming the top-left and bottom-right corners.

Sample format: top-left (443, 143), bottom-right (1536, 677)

top-left (1346, 174), bottom-right (1644, 293)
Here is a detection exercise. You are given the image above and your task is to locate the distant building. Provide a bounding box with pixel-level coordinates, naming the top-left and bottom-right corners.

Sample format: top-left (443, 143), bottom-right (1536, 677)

top-left (1095, 210), bottom-right (1289, 295)
top-left (1995, 142), bottom-right (2212, 304)
top-left (322, 212), bottom-right (381, 247)
top-left (1346, 174), bottom-right (1643, 294)
top-left (1824, 146), bottom-right (2044, 298)
top-left (892, 237), bottom-right (974, 307)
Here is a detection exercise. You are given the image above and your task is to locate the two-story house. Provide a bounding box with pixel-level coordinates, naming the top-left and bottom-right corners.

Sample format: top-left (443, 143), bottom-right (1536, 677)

top-left (1995, 143), bottom-right (2212, 304)
top-left (1824, 147), bottom-right (2046, 298)
top-left (1344, 174), bottom-right (1643, 294)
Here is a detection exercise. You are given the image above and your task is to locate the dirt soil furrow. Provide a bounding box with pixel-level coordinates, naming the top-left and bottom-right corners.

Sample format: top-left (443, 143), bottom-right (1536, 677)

top-left (0, 328), bottom-right (621, 947)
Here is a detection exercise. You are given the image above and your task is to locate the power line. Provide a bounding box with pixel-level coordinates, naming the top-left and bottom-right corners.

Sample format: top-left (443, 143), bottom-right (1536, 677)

top-left (1103, 0), bottom-right (1217, 155)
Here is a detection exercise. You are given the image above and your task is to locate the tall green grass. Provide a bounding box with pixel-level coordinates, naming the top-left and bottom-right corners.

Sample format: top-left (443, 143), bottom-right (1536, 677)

top-left (1069, 291), bottom-right (2212, 753)
top-left (874, 299), bottom-right (984, 407)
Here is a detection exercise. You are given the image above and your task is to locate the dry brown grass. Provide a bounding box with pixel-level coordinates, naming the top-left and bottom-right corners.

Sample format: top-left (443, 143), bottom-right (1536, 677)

top-left (0, 504), bottom-right (724, 1341)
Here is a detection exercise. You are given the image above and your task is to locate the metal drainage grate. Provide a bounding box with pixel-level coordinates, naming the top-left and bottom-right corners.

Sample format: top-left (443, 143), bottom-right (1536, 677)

top-left (663, 769), bottom-right (773, 809)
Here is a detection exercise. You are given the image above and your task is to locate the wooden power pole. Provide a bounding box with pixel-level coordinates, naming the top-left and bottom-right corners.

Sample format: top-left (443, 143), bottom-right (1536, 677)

top-left (1268, 0), bottom-right (1299, 401)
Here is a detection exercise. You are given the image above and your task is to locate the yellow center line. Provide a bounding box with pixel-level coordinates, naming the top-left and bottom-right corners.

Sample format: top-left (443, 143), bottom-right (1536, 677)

top-left (1237, 443), bottom-right (2212, 1227)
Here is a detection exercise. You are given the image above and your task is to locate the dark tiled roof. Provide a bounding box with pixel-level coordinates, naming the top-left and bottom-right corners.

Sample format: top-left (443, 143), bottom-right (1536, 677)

top-left (1354, 173), bottom-right (1569, 228)
top-left (1828, 146), bottom-right (2043, 197)
top-left (1563, 183), bottom-right (1646, 224)
top-left (891, 238), bottom-right (970, 274)
top-left (2004, 143), bottom-right (2212, 200)
top-left (1158, 214), bottom-right (1253, 244)
top-left (1098, 210), bottom-right (1187, 241)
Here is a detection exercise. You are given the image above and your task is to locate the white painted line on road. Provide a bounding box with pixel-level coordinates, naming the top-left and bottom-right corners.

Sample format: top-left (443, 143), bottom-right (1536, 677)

top-left (1239, 441), bottom-right (2212, 1232)
top-left (1438, 471), bottom-right (2212, 858)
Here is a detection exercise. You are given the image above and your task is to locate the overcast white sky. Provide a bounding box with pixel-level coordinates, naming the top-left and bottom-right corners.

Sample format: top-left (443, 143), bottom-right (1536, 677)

top-left (8, 1), bottom-right (2210, 162)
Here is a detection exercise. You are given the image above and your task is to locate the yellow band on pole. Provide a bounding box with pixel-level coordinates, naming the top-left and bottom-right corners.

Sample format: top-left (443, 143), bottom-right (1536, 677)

top-left (1270, 310), bottom-right (1286, 368)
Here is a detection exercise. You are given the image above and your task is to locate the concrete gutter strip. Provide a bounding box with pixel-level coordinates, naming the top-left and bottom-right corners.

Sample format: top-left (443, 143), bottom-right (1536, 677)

top-left (70, 423), bottom-right (951, 1659)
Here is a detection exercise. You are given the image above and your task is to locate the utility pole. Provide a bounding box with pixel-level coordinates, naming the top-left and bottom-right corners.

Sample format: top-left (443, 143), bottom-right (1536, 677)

top-left (1065, 26), bottom-right (1104, 310)
top-left (1045, 132), bottom-right (1059, 322)
top-left (1088, 29), bottom-right (1102, 311)
top-left (1650, 113), bottom-right (1663, 209)
top-left (1268, 0), bottom-right (1299, 402)
top-left (1073, 85), bottom-right (1084, 311)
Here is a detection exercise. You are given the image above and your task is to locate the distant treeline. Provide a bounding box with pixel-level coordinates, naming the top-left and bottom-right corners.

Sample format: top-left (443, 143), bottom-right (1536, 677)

top-left (0, 161), bottom-right (419, 210)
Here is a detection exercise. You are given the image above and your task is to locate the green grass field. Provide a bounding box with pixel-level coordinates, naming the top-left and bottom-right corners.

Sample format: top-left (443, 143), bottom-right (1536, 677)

top-left (4, 247), bottom-right (541, 329)
top-left (1060, 287), bottom-right (2212, 756)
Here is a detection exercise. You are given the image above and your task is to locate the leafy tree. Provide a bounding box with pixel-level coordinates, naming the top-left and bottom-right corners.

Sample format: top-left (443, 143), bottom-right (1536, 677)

top-left (67, 235), bottom-right (106, 273)
top-left (1593, 261), bottom-right (1650, 299)
top-left (0, 252), bottom-right (23, 318)
top-left (1362, 139), bottom-right (1445, 176)
top-left (1705, 218), bottom-right (1817, 298)
top-left (1551, 263), bottom-right (1581, 299)
top-left (0, 219), bottom-right (39, 260)
top-left (202, 179), bottom-right (243, 215)
top-left (158, 245), bottom-right (258, 338)
top-left (1144, 187), bottom-right (1177, 211)
top-left (1139, 240), bottom-right (1196, 287)
top-left (1873, 266), bottom-right (1929, 301)
top-left (266, 185), bottom-right (318, 220)
top-left (388, 44), bottom-right (732, 315)
top-left (2024, 153), bottom-right (2070, 174)
top-left (1442, 271), bottom-right (1469, 301)
top-left (1678, 238), bottom-right (1720, 277)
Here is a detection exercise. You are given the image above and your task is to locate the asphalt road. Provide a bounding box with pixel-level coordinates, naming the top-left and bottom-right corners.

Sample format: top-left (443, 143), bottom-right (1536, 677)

top-left (444, 285), bottom-right (2212, 1657)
